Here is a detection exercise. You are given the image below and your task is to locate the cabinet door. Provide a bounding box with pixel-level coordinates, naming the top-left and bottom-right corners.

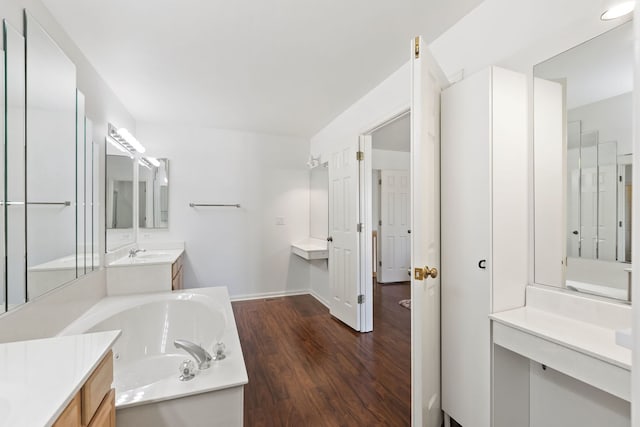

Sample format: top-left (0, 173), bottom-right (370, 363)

top-left (88, 389), bottom-right (115, 427)
top-left (441, 68), bottom-right (491, 427)
top-left (53, 393), bottom-right (81, 427)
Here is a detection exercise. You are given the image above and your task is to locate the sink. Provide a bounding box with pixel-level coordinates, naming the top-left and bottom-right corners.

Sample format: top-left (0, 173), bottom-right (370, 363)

top-left (108, 249), bottom-right (183, 266)
top-left (136, 252), bottom-right (172, 260)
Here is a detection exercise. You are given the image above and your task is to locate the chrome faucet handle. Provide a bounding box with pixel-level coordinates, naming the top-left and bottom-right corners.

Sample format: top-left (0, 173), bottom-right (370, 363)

top-left (174, 339), bottom-right (213, 370)
top-left (213, 341), bottom-right (226, 361)
top-left (178, 359), bottom-right (196, 381)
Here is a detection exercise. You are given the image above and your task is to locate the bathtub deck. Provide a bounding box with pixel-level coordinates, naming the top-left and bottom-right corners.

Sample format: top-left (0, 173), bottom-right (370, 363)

top-left (232, 282), bottom-right (411, 426)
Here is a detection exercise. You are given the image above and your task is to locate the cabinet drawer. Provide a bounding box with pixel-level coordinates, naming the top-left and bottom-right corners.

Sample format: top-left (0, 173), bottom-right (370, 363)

top-left (82, 351), bottom-right (113, 426)
top-left (172, 255), bottom-right (183, 279)
top-left (53, 392), bottom-right (81, 427)
top-left (88, 389), bottom-right (115, 427)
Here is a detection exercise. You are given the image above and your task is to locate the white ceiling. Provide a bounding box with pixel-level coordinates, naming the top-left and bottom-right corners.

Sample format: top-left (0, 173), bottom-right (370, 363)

top-left (41, 0), bottom-right (484, 137)
top-left (372, 114), bottom-right (410, 152)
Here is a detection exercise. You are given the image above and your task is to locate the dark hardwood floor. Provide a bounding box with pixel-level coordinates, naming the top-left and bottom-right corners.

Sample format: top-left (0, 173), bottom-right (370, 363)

top-left (232, 281), bottom-right (411, 426)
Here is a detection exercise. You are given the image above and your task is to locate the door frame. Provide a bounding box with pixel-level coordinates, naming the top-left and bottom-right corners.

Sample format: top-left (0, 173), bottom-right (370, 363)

top-left (358, 107), bottom-right (410, 332)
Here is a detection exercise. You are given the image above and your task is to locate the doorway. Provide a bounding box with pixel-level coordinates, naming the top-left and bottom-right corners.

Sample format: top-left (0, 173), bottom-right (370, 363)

top-left (370, 113), bottom-right (411, 285)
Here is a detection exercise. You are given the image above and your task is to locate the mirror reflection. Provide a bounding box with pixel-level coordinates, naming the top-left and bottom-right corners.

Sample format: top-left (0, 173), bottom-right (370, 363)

top-left (25, 13), bottom-right (77, 300)
top-left (534, 20), bottom-right (633, 301)
top-left (4, 21), bottom-right (24, 311)
top-left (139, 158), bottom-right (169, 229)
top-left (106, 153), bottom-right (134, 250)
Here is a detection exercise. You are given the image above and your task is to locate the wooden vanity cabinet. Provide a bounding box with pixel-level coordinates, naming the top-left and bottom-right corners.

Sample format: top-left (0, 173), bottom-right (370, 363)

top-left (53, 351), bottom-right (115, 427)
top-left (172, 253), bottom-right (184, 290)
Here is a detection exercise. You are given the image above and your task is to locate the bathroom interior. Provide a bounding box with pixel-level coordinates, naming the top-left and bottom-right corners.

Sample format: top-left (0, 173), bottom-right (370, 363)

top-left (0, 0), bottom-right (637, 426)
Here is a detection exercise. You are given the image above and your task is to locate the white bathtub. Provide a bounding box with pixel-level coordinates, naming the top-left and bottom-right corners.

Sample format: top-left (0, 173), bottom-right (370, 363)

top-left (59, 287), bottom-right (248, 427)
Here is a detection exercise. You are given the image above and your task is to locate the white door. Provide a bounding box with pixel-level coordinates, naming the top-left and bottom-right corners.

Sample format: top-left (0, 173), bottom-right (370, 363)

top-left (328, 142), bottom-right (361, 330)
top-left (379, 170), bottom-right (411, 283)
top-left (411, 36), bottom-right (447, 427)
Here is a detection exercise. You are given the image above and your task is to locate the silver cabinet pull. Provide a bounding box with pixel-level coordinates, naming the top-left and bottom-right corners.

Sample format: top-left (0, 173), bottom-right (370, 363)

top-left (189, 203), bottom-right (240, 208)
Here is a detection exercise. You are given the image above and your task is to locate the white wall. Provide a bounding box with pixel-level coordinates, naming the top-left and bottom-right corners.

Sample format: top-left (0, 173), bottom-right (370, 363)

top-left (0, 0), bottom-right (135, 337)
top-left (136, 122), bottom-right (310, 299)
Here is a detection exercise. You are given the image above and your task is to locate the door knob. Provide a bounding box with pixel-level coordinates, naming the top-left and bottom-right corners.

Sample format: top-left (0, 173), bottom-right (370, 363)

top-left (327, 236), bottom-right (333, 242)
top-left (414, 266), bottom-right (438, 281)
top-left (572, 230), bottom-right (579, 235)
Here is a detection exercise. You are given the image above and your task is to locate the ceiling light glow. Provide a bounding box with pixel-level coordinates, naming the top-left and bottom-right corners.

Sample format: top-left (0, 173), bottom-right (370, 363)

top-left (601, 1), bottom-right (635, 20)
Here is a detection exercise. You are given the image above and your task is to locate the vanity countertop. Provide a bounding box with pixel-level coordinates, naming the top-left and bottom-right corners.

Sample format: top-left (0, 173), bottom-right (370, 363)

top-left (108, 248), bottom-right (184, 267)
top-left (490, 306), bottom-right (631, 370)
top-left (291, 238), bottom-right (328, 260)
top-left (0, 330), bottom-right (120, 427)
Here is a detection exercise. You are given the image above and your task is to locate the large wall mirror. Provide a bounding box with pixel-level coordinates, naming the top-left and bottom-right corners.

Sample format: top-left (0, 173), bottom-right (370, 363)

top-left (534, 20), bottom-right (633, 302)
top-left (106, 152), bottom-right (135, 250)
top-left (25, 11), bottom-right (77, 300)
top-left (0, 11), bottom-right (101, 312)
top-left (139, 158), bottom-right (169, 229)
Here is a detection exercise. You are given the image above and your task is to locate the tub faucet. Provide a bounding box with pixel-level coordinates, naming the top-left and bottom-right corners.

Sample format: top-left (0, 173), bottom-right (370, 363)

top-left (128, 248), bottom-right (146, 258)
top-left (174, 339), bottom-right (212, 370)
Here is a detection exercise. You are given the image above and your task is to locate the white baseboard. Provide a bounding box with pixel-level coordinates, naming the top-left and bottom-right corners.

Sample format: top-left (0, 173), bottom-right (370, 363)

top-left (309, 289), bottom-right (330, 309)
top-left (230, 289), bottom-right (310, 302)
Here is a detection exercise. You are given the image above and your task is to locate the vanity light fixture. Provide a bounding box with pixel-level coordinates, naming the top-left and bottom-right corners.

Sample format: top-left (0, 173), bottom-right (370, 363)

top-left (145, 156), bottom-right (161, 167)
top-left (107, 123), bottom-right (146, 154)
top-left (306, 154), bottom-right (321, 169)
top-left (107, 136), bottom-right (129, 155)
top-left (138, 158), bottom-right (153, 170)
top-left (601, 0), bottom-right (635, 20)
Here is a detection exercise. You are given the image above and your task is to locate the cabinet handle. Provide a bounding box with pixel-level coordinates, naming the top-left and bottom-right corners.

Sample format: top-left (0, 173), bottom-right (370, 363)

top-left (478, 260), bottom-right (487, 269)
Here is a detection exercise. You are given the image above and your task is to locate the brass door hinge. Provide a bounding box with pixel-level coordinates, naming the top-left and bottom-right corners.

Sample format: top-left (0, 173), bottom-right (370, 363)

top-left (356, 151), bottom-right (364, 161)
top-left (357, 294), bottom-right (365, 304)
top-left (414, 36), bottom-right (420, 59)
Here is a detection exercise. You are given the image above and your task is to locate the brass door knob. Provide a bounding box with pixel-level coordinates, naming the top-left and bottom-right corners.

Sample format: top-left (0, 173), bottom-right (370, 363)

top-left (424, 266), bottom-right (438, 279)
top-left (414, 266), bottom-right (438, 280)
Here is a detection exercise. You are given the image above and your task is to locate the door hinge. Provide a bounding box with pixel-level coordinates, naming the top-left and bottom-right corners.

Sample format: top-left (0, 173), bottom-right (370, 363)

top-left (378, 220), bottom-right (382, 226)
top-left (379, 260), bottom-right (382, 267)
top-left (378, 179), bottom-right (382, 185)
top-left (356, 151), bottom-right (364, 161)
top-left (357, 223), bottom-right (363, 232)
top-left (357, 294), bottom-right (365, 304)
top-left (414, 36), bottom-right (420, 59)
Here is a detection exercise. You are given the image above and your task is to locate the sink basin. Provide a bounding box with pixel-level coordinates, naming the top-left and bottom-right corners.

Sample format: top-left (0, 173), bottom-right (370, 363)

top-left (108, 249), bottom-right (183, 266)
top-left (136, 252), bottom-right (171, 260)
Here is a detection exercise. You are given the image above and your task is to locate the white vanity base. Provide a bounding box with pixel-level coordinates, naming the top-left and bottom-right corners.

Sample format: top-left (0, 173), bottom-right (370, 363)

top-left (117, 385), bottom-right (243, 427)
top-left (491, 286), bottom-right (631, 427)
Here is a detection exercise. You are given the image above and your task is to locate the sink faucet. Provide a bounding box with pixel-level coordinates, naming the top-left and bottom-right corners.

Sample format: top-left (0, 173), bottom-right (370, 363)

top-left (128, 248), bottom-right (146, 258)
top-left (174, 339), bottom-right (212, 370)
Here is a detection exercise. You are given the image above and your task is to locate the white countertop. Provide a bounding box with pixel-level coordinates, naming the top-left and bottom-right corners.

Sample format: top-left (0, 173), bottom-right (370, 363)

top-left (0, 330), bottom-right (121, 427)
top-left (490, 307), bottom-right (631, 370)
top-left (291, 238), bottom-right (328, 260)
top-left (108, 248), bottom-right (184, 267)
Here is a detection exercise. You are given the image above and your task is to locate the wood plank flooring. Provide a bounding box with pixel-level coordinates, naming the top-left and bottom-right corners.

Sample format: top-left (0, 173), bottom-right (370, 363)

top-left (232, 282), bottom-right (411, 426)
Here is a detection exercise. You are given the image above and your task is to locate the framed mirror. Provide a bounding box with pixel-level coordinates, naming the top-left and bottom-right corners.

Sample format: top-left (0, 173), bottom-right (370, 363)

top-left (4, 21), bottom-right (23, 312)
top-left (138, 158), bottom-right (169, 229)
top-left (106, 152), bottom-right (135, 251)
top-left (534, 20), bottom-right (633, 302)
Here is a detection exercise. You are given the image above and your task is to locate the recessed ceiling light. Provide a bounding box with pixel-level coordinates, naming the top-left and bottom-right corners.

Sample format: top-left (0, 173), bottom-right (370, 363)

top-left (601, 1), bottom-right (635, 20)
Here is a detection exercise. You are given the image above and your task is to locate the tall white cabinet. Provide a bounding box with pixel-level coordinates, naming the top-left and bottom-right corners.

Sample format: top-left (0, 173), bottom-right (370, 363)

top-left (441, 66), bottom-right (528, 427)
